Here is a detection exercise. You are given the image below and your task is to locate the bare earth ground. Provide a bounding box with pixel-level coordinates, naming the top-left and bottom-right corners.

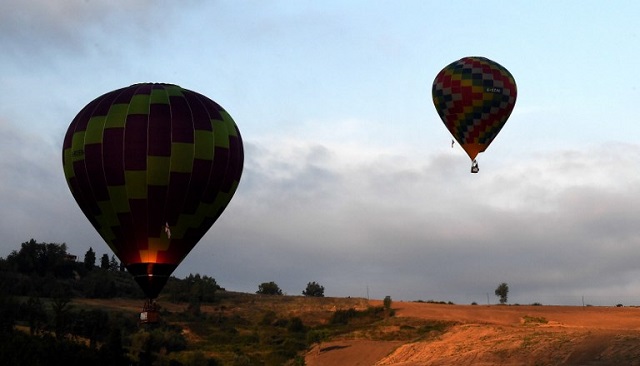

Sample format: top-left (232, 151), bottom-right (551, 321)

top-left (305, 301), bottom-right (640, 366)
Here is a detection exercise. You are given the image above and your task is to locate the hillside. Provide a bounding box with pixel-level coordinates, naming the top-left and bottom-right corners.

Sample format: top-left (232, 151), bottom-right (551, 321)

top-left (306, 300), bottom-right (640, 365)
top-left (74, 294), bottom-right (640, 365)
top-left (73, 292), bottom-right (372, 365)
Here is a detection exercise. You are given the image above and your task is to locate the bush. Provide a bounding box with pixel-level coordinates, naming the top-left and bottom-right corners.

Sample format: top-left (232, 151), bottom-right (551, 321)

top-left (522, 315), bottom-right (548, 325)
top-left (256, 281), bottom-right (283, 295)
top-left (330, 306), bottom-right (388, 325)
top-left (302, 282), bottom-right (324, 297)
top-left (383, 296), bottom-right (392, 310)
top-left (287, 317), bottom-right (306, 333)
top-left (417, 320), bottom-right (453, 335)
top-left (165, 274), bottom-right (220, 303)
top-left (330, 308), bottom-right (358, 325)
top-left (79, 269), bottom-right (117, 298)
top-left (307, 329), bottom-right (330, 344)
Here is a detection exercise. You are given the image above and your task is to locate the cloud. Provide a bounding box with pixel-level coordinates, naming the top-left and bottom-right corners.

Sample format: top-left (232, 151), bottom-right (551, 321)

top-left (0, 118), bottom-right (90, 249)
top-left (0, 93), bottom-right (640, 303)
top-left (178, 136), bottom-right (640, 304)
top-left (0, 0), bottom-right (199, 58)
top-left (3, 108), bottom-right (640, 305)
top-left (1, 1), bottom-right (638, 309)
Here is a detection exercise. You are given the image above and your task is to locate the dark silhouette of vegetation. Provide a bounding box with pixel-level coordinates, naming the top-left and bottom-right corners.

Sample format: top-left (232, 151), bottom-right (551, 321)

top-left (495, 282), bottom-right (509, 304)
top-left (1, 331), bottom-right (115, 365)
top-left (21, 296), bottom-right (47, 335)
top-left (414, 299), bottom-right (455, 305)
top-left (257, 281), bottom-right (283, 295)
top-left (1, 239), bottom-right (142, 300)
top-left (165, 273), bottom-right (221, 303)
top-left (302, 281), bottom-right (325, 297)
top-left (330, 306), bottom-right (386, 325)
top-left (383, 295), bottom-right (392, 310)
top-left (0, 240), bottom-right (211, 365)
top-left (5, 239), bottom-right (75, 278)
top-left (0, 239), bottom-right (422, 365)
top-left (84, 247), bottom-right (96, 270)
top-left (51, 285), bottom-right (73, 340)
top-left (100, 253), bottom-right (110, 270)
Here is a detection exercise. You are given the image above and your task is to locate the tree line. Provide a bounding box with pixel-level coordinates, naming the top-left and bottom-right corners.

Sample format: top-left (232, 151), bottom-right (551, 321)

top-left (0, 239), bottom-right (332, 365)
top-left (256, 280), bottom-right (325, 297)
top-left (0, 239), bottom-right (211, 365)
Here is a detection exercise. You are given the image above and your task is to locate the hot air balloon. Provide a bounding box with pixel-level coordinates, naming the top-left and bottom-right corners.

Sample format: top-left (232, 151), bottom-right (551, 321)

top-left (432, 57), bottom-right (517, 173)
top-left (62, 83), bottom-right (243, 321)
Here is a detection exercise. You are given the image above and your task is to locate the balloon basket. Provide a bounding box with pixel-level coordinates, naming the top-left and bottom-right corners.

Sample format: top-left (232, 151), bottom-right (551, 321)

top-left (139, 299), bottom-right (160, 324)
top-left (471, 160), bottom-right (479, 174)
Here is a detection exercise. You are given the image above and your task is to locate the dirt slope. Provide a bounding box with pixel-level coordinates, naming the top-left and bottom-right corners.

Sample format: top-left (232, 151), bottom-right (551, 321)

top-left (306, 340), bottom-right (404, 366)
top-left (305, 301), bottom-right (640, 366)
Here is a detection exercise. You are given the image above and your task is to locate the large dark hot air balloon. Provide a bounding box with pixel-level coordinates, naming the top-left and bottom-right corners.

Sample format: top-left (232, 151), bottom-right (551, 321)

top-left (432, 57), bottom-right (517, 173)
top-left (62, 83), bottom-right (243, 319)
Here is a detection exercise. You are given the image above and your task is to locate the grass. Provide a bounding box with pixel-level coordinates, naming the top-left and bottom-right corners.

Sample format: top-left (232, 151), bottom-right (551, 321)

top-left (162, 292), bottom-right (372, 365)
top-left (521, 315), bottom-right (549, 325)
top-left (167, 293), bottom-right (459, 364)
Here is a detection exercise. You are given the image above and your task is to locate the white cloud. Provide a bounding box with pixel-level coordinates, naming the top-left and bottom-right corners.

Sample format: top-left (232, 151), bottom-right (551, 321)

top-left (176, 137), bottom-right (640, 304)
top-left (0, 0), bottom-right (199, 58)
top-left (0, 118), bottom-right (92, 249)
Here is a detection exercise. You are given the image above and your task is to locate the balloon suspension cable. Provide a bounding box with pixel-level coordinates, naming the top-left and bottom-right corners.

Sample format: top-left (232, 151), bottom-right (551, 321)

top-left (471, 160), bottom-right (479, 174)
top-left (140, 298), bottom-right (160, 324)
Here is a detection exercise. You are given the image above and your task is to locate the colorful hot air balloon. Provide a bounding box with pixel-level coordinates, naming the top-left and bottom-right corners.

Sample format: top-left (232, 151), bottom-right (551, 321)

top-left (432, 57), bottom-right (517, 173)
top-left (62, 83), bottom-right (243, 304)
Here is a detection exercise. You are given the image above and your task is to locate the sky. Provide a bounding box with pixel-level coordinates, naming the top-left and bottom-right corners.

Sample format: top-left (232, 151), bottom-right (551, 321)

top-left (2, 0), bottom-right (640, 306)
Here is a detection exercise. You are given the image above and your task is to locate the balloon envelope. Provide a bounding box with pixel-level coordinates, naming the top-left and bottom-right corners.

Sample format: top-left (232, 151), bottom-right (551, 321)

top-left (432, 56), bottom-right (517, 161)
top-left (62, 83), bottom-right (243, 298)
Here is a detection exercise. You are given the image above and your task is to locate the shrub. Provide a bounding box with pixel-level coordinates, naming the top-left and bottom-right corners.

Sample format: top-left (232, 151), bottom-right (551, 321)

top-left (522, 315), bottom-right (548, 325)
top-left (383, 296), bottom-right (392, 310)
top-left (257, 281), bottom-right (283, 296)
top-left (302, 282), bottom-right (324, 297)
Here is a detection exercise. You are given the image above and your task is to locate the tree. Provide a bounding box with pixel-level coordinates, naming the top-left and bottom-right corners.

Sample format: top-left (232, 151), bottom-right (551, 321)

top-left (302, 281), bottom-right (325, 297)
top-left (165, 274), bottom-right (220, 303)
top-left (84, 247), bottom-right (96, 270)
top-left (51, 284), bottom-right (72, 340)
top-left (100, 327), bottom-right (128, 365)
top-left (109, 255), bottom-right (119, 271)
top-left (383, 296), bottom-right (392, 311)
top-left (6, 239), bottom-right (70, 276)
top-left (75, 309), bottom-right (109, 349)
top-left (495, 282), bottom-right (509, 304)
top-left (257, 281), bottom-right (283, 295)
top-left (0, 292), bottom-right (18, 334)
top-left (100, 254), bottom-right (110, 270)
top-left (80, 269), bottom-right (117, 298)
top-left (21, 296), bottom-right (47, 335)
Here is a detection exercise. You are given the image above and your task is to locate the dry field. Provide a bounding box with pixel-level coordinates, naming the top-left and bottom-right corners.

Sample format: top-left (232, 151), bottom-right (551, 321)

top-left (305, 301), bottom-right (640, 366)
top-left (73, 296), bottom-right (640, 365)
